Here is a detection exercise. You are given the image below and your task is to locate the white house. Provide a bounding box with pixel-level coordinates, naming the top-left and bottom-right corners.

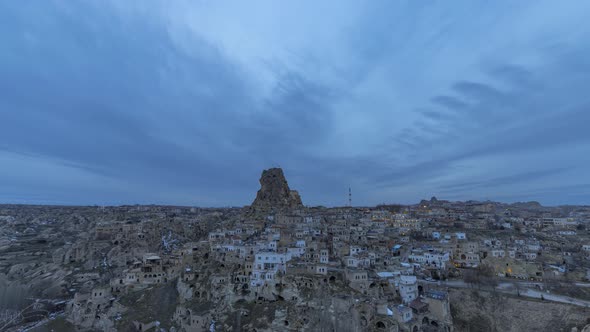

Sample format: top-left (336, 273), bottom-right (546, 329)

top-left (398, 275), bottom-right (418, 303)
top-left (394, 305), bottom-right (413, 324)
top-left (424, 251), bottom-right (450, 268)
top-left (455, 232), bottom-right (467, 240)
top-left (250, 252), bottom-right (290, 286)
top-left (491, 249), bottom-right (505, 258)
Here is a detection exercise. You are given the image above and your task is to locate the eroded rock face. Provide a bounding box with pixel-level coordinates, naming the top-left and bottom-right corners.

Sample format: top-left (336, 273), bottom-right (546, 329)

top-left (250, 168), bottom-right (303, 212)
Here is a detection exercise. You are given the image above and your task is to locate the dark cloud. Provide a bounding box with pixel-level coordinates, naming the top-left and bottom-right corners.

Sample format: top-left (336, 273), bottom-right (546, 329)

top-left (437, 167), bottom-right (570, 193)
top-left (1, 1), bottom-right (589, 206)
top-left (431, 96), bottom-right (470, 111)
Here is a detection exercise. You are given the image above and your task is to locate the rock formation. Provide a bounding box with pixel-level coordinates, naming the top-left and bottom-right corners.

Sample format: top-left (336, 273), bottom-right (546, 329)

top-left (249, 168), bottom-right (303, 213)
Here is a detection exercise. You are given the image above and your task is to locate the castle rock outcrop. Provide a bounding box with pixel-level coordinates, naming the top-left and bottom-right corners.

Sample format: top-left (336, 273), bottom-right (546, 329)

top-left (249, 168), bottom-right (303, 213)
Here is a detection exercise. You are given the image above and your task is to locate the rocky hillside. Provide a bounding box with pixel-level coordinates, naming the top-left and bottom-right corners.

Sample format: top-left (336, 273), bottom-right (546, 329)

top-left (449, 289), bottom-right (590, 332)
top-left (249, 168), bottom-right (303, 213)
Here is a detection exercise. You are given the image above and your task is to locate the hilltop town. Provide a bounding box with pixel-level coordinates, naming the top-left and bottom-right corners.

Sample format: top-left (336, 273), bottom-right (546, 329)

top-left (1, 168), bottom-right (590, 331)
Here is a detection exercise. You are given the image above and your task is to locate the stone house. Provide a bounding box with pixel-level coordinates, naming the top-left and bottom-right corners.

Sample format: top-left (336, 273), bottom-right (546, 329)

top-left (398, 275), bottom-right (418, 304)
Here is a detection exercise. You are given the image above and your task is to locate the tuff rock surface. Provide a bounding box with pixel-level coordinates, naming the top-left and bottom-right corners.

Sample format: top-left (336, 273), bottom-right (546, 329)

top-left (250, 168), bottom-right (302, 213)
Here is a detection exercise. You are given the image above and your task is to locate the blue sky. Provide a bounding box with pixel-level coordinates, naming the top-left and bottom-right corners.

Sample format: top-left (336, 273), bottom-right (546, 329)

top-left (1, 1), bottom-right (590, 206)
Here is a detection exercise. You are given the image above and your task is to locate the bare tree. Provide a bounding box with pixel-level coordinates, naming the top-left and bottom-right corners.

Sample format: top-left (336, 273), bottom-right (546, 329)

top-left (462, 264), bottom-right (497, 290)
top-left (463, 269), bottom-right (478, 288)
top-left (478, 264), bottom-right (498, 291)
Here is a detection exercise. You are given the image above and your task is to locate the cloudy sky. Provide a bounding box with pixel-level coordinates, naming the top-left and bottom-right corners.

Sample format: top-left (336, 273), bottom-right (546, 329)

top-left (1, 1), bottom-right (590, 207)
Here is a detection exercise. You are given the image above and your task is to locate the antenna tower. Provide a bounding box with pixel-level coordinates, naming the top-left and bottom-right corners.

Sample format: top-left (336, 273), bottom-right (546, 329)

top-left (348, 187), bottom-right (352, 207)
